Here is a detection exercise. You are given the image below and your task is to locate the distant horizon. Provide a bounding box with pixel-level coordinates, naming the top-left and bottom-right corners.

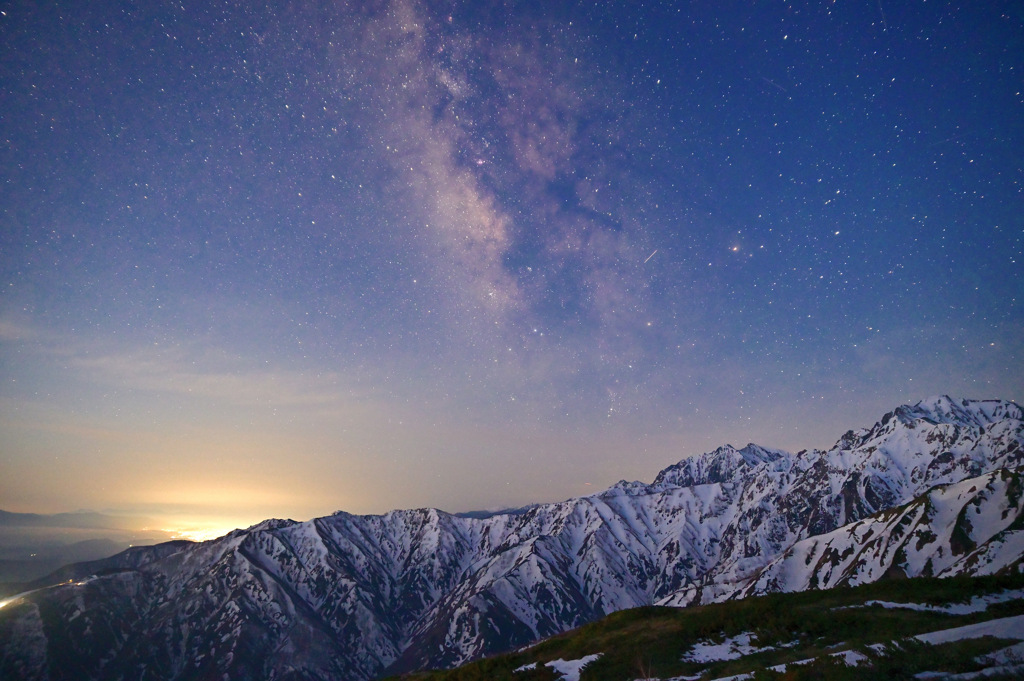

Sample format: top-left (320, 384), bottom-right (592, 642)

top-left (4, 394), bottom-right (1019, 541)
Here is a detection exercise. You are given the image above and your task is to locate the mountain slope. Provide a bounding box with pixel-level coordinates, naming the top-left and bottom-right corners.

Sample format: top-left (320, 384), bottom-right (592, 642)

top-left (395, 573), bottom-right (1024, 681)
top-left (670, 466), bottom-right (1024, 606)
top-left (1, 396), bottom-right (1022, 680)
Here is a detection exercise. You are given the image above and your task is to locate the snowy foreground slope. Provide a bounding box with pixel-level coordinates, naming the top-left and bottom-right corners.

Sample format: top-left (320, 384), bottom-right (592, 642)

top-left (1, 396), bottom-right (1022, 681)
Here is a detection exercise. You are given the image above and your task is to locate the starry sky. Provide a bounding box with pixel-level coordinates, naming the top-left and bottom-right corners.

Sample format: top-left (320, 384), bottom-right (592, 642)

top-left (1, 1), bottom-right (1022, 536)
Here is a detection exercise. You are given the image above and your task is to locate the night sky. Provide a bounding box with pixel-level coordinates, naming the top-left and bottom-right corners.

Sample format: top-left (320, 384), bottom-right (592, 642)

top-left (2, 1), bottom-right (1021, 538)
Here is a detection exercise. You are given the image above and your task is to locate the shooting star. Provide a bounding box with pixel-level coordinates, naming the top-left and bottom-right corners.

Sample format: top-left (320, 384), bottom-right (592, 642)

top-left (761, 77), bottom-right (788, 93)
top-left (644, 249), bottom-right (658, 264)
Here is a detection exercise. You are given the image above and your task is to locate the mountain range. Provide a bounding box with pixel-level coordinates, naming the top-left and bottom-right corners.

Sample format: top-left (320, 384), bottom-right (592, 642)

top-left (1, 395), bottom-right (1022, 680)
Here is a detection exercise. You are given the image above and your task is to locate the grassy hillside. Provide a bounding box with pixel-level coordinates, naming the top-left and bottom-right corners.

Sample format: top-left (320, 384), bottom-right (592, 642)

top-left (388, 573), bottom-right (1024, 681)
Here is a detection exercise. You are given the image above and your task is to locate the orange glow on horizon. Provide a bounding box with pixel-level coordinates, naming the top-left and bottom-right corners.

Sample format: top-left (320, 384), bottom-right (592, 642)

top-left (160, 525), bottom-right (243, 542)
top-left (116, 483), bottom-right (326, 543)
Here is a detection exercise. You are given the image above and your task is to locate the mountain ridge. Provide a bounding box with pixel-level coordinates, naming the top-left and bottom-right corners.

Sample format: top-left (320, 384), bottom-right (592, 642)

top-left (1, 395), bottom-right (1022, 680)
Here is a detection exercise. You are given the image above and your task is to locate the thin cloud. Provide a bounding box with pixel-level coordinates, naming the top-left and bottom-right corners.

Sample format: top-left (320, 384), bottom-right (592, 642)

top-left (68, 349), bottom-right (361, 412)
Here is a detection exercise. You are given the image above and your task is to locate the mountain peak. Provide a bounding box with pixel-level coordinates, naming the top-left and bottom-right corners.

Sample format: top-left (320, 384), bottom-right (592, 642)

top-left (902, 396), bottom-right (1022, 427)
top-left (242, 518), bottom-right (298, 534)
top-left (653, 442), bottom-right (791, 489)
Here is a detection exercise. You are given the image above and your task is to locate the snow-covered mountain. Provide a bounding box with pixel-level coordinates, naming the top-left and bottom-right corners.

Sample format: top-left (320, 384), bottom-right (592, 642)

top-left (1, 396), bottom-right (1022, 681)
top-left (718, 465), bottom-right (1024, 601)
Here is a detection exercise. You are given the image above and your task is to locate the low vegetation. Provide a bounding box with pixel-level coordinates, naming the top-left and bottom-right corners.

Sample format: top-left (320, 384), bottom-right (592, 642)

top-left (388, 573), bottom-right (1024, 681)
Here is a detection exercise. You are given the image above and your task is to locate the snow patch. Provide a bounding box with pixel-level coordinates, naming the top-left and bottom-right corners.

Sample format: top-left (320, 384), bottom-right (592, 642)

top-left (856, 589), bottom-right (1024, 615)
top-left (682, 632), bottom-right (788, 663)
top-left (516, 654), bottom-right (602, 680)
top-left (914, 614), bottom-right (1024, 645)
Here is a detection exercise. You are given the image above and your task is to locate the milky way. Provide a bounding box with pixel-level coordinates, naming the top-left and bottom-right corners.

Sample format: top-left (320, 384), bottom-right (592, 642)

top-left (1, 1), bottom-right (1021, 524)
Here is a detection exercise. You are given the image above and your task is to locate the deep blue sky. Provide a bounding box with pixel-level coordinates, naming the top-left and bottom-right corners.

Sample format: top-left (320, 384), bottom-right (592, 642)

top-left (1, 1), bottom-right (1021, 532)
